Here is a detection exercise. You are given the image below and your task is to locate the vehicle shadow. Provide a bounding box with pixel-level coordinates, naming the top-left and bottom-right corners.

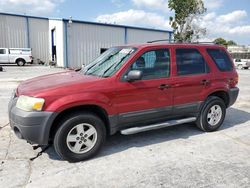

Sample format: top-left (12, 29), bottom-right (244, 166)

top-left (45, 107), bottom-right (250, 161)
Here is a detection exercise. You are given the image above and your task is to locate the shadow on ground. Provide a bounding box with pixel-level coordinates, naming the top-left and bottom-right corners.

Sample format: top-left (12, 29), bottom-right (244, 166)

top-left (44, 107), bottom-right (250, 161)
top-left (0, 64), bottom-right (34, 67)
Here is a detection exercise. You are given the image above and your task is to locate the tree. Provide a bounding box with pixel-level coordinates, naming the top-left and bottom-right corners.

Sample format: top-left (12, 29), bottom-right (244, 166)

top-left (213, 38), bottom-right (237, 47)
top-left (227, 40), bottom-right (237, 46)
top-left (214, 38), bottom-right (228, 46)
top-left (168, 0), bottom-right (206, 42)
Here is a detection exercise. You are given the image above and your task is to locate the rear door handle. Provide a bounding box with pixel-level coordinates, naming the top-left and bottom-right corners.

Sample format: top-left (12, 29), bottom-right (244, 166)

top-left (201, 79), bottom-right (210, 85)
top-left (158, 84), bottom-right (170, 90)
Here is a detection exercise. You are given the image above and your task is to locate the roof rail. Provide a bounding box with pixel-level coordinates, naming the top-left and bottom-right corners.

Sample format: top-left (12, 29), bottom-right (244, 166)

top-left (192, 41), bottom-right (216, 44)
top-left (147, 39), bottom-right (174, 43)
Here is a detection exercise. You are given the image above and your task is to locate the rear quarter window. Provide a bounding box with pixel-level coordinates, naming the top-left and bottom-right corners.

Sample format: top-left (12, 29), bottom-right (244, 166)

top-left (207, 49), bottom-right (233, 72)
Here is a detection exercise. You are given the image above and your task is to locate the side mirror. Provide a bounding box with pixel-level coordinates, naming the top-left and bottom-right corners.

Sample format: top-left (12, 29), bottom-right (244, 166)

top-left (125, 70), bottom-right (143, 82)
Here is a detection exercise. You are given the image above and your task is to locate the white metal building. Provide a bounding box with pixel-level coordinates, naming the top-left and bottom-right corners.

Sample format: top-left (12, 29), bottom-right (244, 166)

top-left (0, 12), bottom-right (173, 68)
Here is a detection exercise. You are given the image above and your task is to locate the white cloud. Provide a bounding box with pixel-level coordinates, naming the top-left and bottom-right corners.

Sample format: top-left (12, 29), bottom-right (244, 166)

top-left (111, 0), bottom-right (124, 8)
top-left (0, 0), bottom-right (63, 15)
top-left (216, 10), bottom-right (247, 23)
top-left (203, 12), bottom-right (216, 21)
top-left (96, 9), bottom-right (171, 30)
top-left (199, 10), bottom-right (250, 43)
top-left (131, 0), bottom-right (224, 12)
top-left (228, 25), bottom-right (250, 34)
top-left (132, 0), bottom-right (169, 12)
top-left (203, 0), bottom-right (224, 9)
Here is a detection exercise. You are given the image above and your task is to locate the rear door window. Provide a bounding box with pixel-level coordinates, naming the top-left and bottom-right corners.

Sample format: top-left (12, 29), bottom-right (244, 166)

top-left (207, 49), bottom-right (233, 71)
top-left (176, 48), bottom-right (209, 76)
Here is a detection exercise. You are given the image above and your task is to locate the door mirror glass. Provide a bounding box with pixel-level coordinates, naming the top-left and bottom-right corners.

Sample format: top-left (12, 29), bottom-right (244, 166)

top-left (126, 70), bottom-right (143, 82)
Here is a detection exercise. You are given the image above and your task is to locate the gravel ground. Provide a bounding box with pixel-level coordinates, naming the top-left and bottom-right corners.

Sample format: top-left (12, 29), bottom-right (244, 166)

top-left (0, 65), bottom-right (249, 188)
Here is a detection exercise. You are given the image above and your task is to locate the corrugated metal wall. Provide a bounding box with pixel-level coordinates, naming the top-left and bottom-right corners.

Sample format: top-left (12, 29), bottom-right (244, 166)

top-left (67, 23), bottom-right (171, 67)
top-left (0, 15), bottom-right (27, 48)
top-left (127, 28), bottom-right (169, 44)
top-left (0, 14), bottom-right (49, 64)
top-left (1, 13), bottom-right (172, 68)
top-left (67, 23), bottom-right (125, 67)
top-left (29, 18), bottom-right (49, 64)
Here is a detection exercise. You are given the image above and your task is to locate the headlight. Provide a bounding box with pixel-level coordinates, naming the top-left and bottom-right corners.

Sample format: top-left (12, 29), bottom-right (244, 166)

top-left (16, 95), bottom-right (45, 112)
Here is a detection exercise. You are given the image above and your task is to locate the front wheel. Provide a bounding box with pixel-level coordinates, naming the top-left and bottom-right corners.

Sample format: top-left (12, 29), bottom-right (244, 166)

top-left (54, 113), bottom-right (106, 162)
top-left (196, 96), bottom-right (226, 132)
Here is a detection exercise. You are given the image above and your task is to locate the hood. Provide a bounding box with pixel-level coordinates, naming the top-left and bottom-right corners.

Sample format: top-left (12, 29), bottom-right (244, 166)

top-left (17, 71), bottom-right (102, 96)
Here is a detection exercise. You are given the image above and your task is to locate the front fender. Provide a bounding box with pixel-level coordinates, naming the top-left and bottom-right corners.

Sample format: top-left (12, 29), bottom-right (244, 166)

top-left (44, 92), bottom-right (114, 114)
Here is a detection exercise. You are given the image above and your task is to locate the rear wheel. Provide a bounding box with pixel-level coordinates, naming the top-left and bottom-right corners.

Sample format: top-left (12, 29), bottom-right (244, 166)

top-left (16, 59), bottom-right (26, 66)
top-left (237, 64), bottom-right (243, 69)
top-left (196, 96), bottom-right (226, 132)
top-left (54, 113), bottom-right (106, 162)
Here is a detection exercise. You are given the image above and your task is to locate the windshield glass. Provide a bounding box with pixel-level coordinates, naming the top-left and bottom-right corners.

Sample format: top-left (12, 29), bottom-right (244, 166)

top-left (82, 47), bottom-right (136, 77)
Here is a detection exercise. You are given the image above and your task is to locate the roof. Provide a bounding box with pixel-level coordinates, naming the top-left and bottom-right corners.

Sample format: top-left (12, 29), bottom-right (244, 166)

top-left (0, 12), bottom-right (173, 34)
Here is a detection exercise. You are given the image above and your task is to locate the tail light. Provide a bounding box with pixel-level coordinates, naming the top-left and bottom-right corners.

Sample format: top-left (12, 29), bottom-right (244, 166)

top-left (228, 75), bottom-right (238, 87)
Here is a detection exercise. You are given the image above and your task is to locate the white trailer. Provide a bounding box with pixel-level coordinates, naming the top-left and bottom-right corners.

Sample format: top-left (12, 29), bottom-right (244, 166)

top-left (0, 48), bottom-right (33, 66)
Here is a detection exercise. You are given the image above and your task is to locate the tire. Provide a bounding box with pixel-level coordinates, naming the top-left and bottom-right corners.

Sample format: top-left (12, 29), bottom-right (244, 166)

top-left (16, 59), bottom-right (26, 66)
top-left (196, 96), bottom-right (226, 132)
top-left (244, 67), bottom-right (249, 70)
top-left (54, 113), bottom-right (106, 162)
top-left (237, 64), bottom-right (243, 70)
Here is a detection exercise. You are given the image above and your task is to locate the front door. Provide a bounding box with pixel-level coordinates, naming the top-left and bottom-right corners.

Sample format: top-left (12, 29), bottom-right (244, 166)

top-left (113, 48), bottom-right (173, 125)
top-left (0, 48), bottom-right (8, 63)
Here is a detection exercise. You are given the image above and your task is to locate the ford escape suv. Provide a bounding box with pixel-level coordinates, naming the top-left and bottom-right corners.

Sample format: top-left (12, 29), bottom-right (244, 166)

top-left (8, 43), bottom-right (239, 162)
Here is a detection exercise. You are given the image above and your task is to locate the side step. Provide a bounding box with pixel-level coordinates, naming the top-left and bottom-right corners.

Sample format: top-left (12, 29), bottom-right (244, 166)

top-left (120, 117), bottom-right (196, 135)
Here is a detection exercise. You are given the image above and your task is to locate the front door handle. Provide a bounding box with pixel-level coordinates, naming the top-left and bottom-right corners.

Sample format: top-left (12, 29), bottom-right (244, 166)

top-left (158, 84), bottom-right (170, 90)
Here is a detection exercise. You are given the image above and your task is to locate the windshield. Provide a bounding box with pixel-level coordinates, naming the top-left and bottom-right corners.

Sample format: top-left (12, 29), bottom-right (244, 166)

top-left (82, 47), bottom-right (136, 77)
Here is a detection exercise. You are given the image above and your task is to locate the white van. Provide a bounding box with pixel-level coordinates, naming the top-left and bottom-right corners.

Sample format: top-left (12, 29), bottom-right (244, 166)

top-left (0, 48), bottom-right (33, 66)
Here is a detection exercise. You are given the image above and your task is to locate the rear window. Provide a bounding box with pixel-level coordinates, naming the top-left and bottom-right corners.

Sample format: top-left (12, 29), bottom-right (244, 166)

top-left (207, 49), bottom-right (233, 71)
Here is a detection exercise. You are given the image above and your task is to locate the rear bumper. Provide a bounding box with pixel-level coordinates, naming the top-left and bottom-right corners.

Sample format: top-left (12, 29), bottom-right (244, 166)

top-left (8, 97), bottom-right (57, 145)
top-left (228, 87), bottom-right (239, 107)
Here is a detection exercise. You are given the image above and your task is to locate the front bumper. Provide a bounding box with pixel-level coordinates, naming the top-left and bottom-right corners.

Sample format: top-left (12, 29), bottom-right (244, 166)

top-left (8, 97), bottom-right (57, 145)
top-left (228, 87), bottom-right (239, 107)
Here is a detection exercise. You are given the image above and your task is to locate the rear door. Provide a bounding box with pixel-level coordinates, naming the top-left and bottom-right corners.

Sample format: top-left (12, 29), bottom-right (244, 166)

top-left (172, 47), bottom-right (211, 116)
top-left (0, 48), bottom-right (9, 63)
top-left (113, 47), bottom-right (174, 125)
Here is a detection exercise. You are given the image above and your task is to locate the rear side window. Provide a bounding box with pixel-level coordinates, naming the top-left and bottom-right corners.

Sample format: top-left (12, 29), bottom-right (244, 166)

top-left (0, 49), bottom-right (6, 54)
top-left (176, 48), bottom-right (208, 76)
top-left (207, 49), bottom-right (233, 71)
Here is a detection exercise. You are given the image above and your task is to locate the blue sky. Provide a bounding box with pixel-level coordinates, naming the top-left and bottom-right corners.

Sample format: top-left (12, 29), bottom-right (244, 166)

top-left (0, 0), bottom-right (250, 44)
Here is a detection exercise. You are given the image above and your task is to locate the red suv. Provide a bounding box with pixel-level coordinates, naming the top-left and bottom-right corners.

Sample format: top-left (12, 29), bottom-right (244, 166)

top-left (8, 43), bottom-right (239, 162)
